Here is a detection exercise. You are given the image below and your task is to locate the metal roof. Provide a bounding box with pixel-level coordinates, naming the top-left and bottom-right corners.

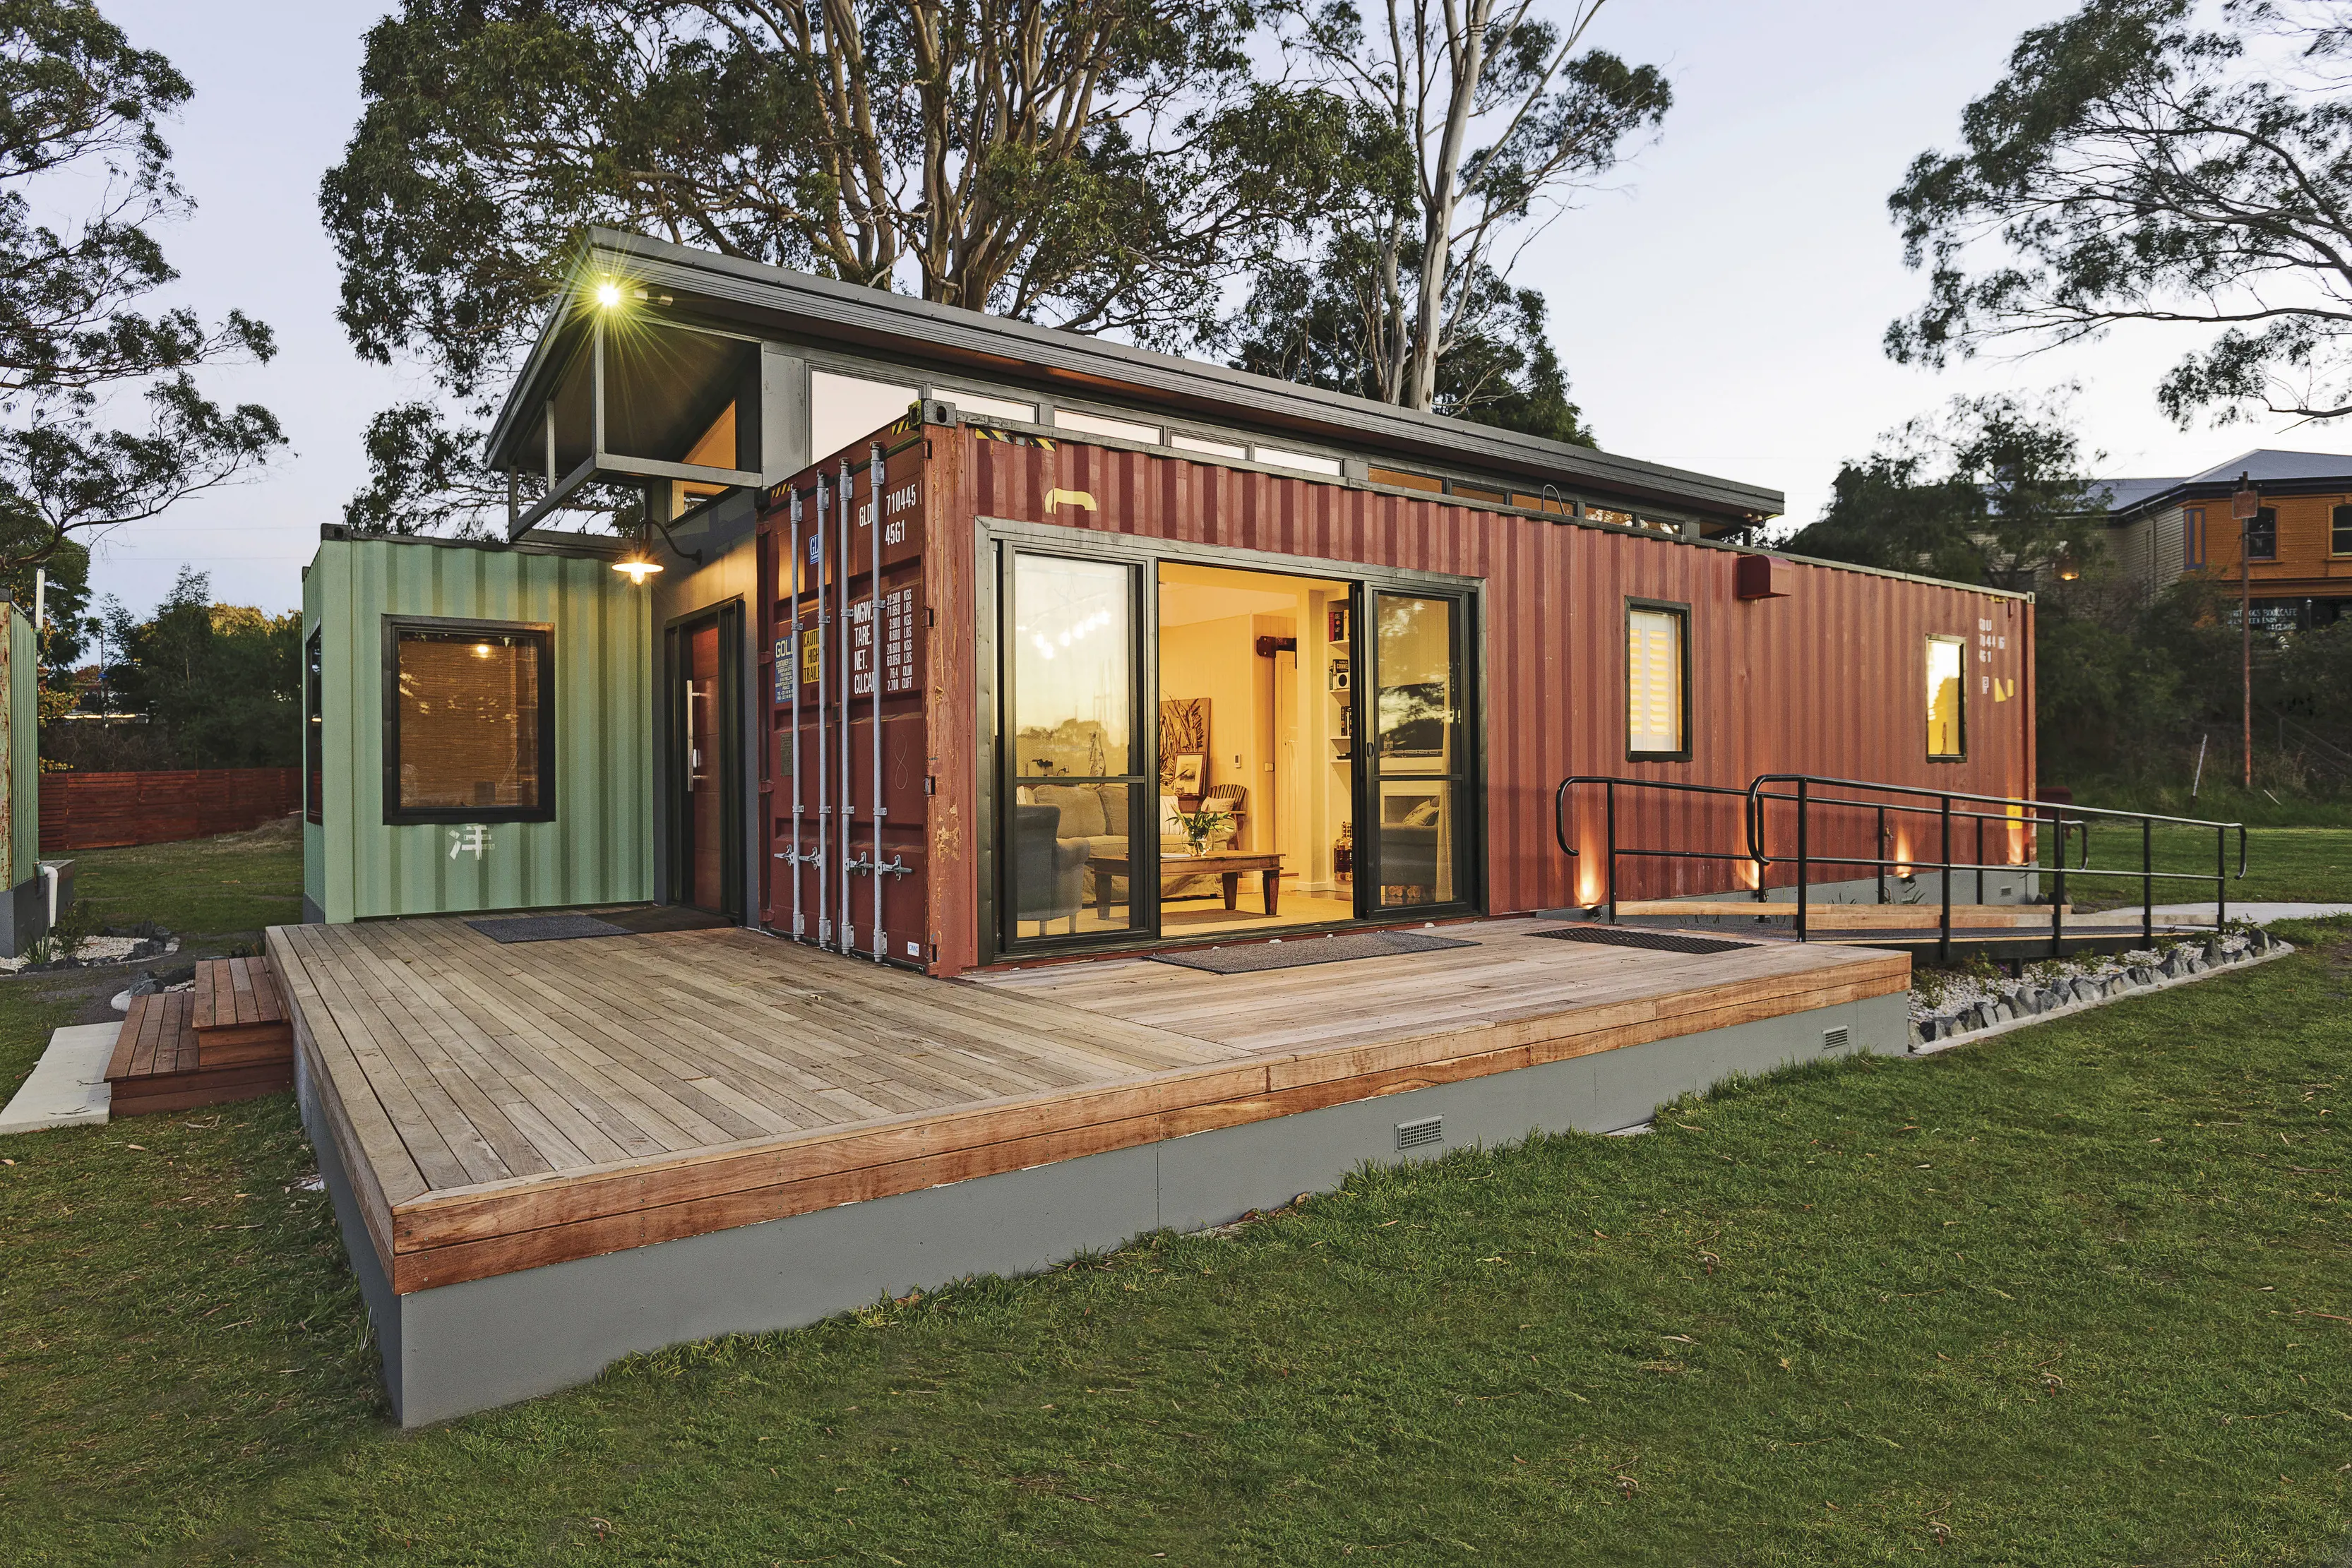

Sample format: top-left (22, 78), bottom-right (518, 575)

top-left (2094, 447), bottom-right (2352, 520)
top-left (485, 229), bottom-right (1784, 522)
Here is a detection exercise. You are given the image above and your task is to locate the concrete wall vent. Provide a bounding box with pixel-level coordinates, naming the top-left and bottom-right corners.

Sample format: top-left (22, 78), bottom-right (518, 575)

top-left (1395, 1115), bottom-right (1444, 1151)
top-left (1822, 1025), bottom-right (1851, 1053)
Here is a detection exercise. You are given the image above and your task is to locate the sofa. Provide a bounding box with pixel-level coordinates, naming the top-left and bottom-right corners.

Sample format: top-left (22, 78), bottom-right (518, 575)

top-left (1026, 783), bottom-right (1213, 905)
top-left (1010, 803), bottom-right (1091, 933)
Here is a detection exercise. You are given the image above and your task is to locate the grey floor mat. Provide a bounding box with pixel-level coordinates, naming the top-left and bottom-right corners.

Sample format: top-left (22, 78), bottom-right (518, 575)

top-left (465, 914), bottom-right (633, 944)
top-left (1150, 928), bottom-right (1477, 974)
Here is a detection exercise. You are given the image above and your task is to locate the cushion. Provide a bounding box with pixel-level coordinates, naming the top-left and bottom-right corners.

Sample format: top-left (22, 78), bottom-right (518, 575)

top-left (1033, 783), bottom-right (1109, 839)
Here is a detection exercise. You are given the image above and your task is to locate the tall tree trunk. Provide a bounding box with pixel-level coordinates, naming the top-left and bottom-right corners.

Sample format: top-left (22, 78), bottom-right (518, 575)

top-left (1404, 0), bottom-right (1488, 409)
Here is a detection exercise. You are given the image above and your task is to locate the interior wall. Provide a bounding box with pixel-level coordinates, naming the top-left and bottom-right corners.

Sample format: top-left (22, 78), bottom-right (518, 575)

top-left (1156, 613), bottom-right (1261, 843)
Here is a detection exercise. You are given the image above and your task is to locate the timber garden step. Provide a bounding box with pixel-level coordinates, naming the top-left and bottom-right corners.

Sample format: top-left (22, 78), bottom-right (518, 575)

top-left (107, 958), bottom-right (292, 1115)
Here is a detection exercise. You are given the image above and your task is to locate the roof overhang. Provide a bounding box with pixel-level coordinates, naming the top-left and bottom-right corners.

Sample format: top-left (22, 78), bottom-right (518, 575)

top-left (487, 229), bottom-right (1784, 528)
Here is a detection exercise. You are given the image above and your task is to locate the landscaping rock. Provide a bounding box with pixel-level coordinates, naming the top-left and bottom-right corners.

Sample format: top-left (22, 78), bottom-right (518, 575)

top-left (2129, 965), bottom-right (2159, 986)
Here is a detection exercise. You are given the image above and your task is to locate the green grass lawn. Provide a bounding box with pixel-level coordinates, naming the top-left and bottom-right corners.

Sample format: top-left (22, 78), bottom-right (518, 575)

top-left (2, 900), bottom-right (2348, 1563)
top-left (2053, 822), bottom-right (2352, 912)
top-left (64, 820), bottom-right (304, 946)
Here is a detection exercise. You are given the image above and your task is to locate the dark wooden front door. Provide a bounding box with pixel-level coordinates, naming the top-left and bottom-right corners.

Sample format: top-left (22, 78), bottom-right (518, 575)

top-left (669, 602), bottom-right (744, 921)
top-left (686, 621), bottom-right (723, 911)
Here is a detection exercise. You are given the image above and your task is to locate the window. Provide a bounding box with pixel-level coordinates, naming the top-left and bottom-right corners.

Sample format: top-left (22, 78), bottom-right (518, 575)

top-left (936, 389), bottom-right (1037, 425)
top-left (1625, 603), bottom-right (1688, 760)
top-left (1053, 408), bottom-right (1162, 445)
top-left (304, 630), bottom-right (323, 825)
top-left (811, 371), bottom-right (918, 462)
top-left (2183, 507), bottom-right (2205, 568)
top-left (2245, 506), bottom-right (2278, 561)
top-left (1170, 433), bottom-right (1248, 460)
top-left (2332, 503), bottom-right (2352, 556)
top-left (1368, 465), bottom-right (1443, 493)
top-left (1926, 635), bottom-right (1965, 760)
top-left (1254, 445), bottom-right (1343, 476)
top-left (383, 618), bottom-right (555, 824)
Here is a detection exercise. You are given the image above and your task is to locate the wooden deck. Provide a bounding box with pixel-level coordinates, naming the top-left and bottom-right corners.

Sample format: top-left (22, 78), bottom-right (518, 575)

top-left (268, 917), bottom-right (1909, 1295)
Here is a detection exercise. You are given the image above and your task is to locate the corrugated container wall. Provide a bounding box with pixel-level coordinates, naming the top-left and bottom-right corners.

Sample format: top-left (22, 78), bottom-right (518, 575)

top-left (302, 537), bottom-right (655, 922)
top-left (954, 431), bottom-right (2034, 918)
top-left (2, 604), bottom-right (35, 893)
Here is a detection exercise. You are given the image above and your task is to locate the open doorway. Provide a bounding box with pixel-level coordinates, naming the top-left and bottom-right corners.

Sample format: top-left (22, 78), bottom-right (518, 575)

top-left (1155, 561), bottom-right (1356, 935)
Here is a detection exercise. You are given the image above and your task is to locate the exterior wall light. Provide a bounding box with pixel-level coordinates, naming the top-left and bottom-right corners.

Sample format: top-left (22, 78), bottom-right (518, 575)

top-left (595, 281), bottom-right (623, 309)
top-left (613, 556), bottom-right (663, 584)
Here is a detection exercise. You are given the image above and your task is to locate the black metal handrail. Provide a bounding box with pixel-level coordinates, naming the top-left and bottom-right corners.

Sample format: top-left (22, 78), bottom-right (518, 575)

top-left (1745, 774), bottom-right (2247, 960)
top-left (1555, 772), bottom-right (2247, 964)
top-left (1556, 777), bottom-right (1761, 926)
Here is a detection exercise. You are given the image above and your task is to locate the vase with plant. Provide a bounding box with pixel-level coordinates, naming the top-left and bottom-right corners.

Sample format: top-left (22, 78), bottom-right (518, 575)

top-left (1174, 806), bottom-right (1234, 856)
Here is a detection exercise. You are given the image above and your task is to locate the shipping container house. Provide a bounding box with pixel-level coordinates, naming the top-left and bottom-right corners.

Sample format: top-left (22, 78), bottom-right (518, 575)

top-left (302, 229), bottom-right (2035, 973)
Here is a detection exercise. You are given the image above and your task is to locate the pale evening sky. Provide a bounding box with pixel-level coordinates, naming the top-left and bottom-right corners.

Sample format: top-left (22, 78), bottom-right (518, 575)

top-left (76, 0), bottom-right (2347, 619)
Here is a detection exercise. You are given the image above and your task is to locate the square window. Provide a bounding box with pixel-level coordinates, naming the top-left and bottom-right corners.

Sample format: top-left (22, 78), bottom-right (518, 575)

top-left (2245, 506), bottom-right (2278, 561)
top-left (383, 620), bottom-right (554, 824)
top-left (1926, 635), bottom-right (1966, 760)
top-left (1626, 603), bottom-right (1688, 760)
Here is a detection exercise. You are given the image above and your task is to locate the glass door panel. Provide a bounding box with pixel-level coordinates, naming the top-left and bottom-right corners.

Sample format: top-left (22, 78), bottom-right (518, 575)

top-left (1368, 592), bottom-right (1470, 912)
top-left (1005, 552), bottom-right (1147, 942)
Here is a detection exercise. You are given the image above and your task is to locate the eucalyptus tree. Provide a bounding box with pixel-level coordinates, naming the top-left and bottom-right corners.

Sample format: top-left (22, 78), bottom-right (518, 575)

top-left (1890, 0), bottom-right (2352, 429)
top-left (323, 0), bottom-right (1356, 532)
top-left (0, 1), bottom-right (282, 575)
top-left (1228, 0), bottom-right (1666, 428)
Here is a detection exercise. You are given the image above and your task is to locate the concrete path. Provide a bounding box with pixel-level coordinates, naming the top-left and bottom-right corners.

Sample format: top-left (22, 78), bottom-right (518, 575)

top-left (0, 1023), bottom-right (120, 1135)
top-left (2071, 902), bottom-right (2352, 927)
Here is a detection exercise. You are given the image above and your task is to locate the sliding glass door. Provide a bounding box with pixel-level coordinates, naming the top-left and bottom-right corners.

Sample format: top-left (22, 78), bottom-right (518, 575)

top-left (1363, 590), bottom-right (1474, 914)
top-left (1001, 550), bottom-right (1151, 945)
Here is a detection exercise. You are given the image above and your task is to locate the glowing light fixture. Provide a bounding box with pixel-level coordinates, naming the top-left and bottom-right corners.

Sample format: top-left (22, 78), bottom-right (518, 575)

top-left (594, 280), bottom-right (623, 309)
top-left (613, 554), bottom-right (664, 584)
top-left (472, 642), bottom-right (492, 658)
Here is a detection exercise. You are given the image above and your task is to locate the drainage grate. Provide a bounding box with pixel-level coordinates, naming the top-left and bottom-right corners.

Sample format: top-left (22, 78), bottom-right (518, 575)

top-left (1395, 1115), bottom-right (1444, 1151)
top-left (1822, 1024), bottom-right (1851, 1052)
top-left (1530, 926), bottom-right (1757, 956)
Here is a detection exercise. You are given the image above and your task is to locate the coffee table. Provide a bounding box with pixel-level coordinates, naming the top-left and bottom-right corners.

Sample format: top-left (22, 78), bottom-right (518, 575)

top-left (1088, 850), bottom-right (1285, 916)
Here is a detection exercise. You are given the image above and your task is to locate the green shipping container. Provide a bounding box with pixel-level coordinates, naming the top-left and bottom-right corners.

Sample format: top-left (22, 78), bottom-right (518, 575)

top-left (302, 533), bottom-right (654, 923)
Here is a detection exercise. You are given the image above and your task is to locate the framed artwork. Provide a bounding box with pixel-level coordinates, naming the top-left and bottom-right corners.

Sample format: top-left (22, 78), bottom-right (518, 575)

top-left (1158, 697), bottom-right (1210, 787)
top-left (1169, 752), bottom-right (1207, 796)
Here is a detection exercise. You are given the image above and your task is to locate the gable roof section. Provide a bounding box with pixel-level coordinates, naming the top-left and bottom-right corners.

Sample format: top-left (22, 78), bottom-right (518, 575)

top-left (486, 229), bottom-right (1783, 524)
top-left (2095, 448), bottom-right (2352, 521)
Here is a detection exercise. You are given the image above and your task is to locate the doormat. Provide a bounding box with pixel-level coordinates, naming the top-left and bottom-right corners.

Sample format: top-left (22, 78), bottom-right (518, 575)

top-left (594, 905), bottom-right (733, 934)
top-left (1531, 926), bottom-right (1757, 956)
top-left (465, 914), bottom-right (633, 944)
top-left (1150, 929), bottom-right (1478, 974)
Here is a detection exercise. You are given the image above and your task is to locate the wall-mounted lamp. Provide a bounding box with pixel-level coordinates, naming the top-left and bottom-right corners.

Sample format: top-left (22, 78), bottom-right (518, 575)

top-left (613, 554), bottom-right (663, 585)
top-left (594, 280), bottom-right (623, 309)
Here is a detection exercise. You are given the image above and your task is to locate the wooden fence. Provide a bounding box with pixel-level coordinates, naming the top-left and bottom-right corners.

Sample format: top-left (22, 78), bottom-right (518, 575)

top-left (39, 768), bottom-right (301, 852)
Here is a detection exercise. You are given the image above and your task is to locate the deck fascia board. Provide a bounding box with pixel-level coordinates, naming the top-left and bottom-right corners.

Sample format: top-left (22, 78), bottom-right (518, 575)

top-left (367, 947), bottom-right (1906, 1291)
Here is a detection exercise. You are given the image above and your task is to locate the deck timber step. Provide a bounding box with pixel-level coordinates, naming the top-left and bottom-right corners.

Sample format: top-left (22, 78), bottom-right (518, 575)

top-left (189, 954), bottom-right (293, 1065)
top-left (107, 959), bottom-right (293, 1115)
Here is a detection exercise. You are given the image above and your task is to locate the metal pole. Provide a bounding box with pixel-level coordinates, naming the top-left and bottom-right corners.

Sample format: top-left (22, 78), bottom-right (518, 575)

top-left (1938, 794), bottom-right (1951, 966)
top-left (789, 488), bottom-right (804, 940)
top-left (2050, 813), bottom-right (2065, 960)
top-left (839, 457), bottom-right (854, 953)
top-left (2141, 815), bottom-right (2152, 948)
top-left (1604, 781), bottom-right (1618, 923)
top-left (869, 440), bottom-right (886, 962)
top-left (1795, 779), bottom-right (1809, 942)
top-left (1976, 815), bottom-right (1986, 905)
top-left (1876, 805), bottom-right (1887, 904)
top-left (2216, 825), bottom-right (2228, 933)
top-left (813, 476), bottom-right (830, 950)
top-left (2238, 472), bottom-right (2255, 791)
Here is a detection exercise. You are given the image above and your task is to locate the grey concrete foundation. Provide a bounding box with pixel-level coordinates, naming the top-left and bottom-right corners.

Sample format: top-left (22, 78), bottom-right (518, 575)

top-left (308, 990), bottom-right (1907, 1427)
top-left (0, 870), bottom-right (45, 959)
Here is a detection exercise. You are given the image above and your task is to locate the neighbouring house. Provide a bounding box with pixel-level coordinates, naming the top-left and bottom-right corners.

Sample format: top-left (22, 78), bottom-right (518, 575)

top-left (2094, 448), bottom-right (2352, 631)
